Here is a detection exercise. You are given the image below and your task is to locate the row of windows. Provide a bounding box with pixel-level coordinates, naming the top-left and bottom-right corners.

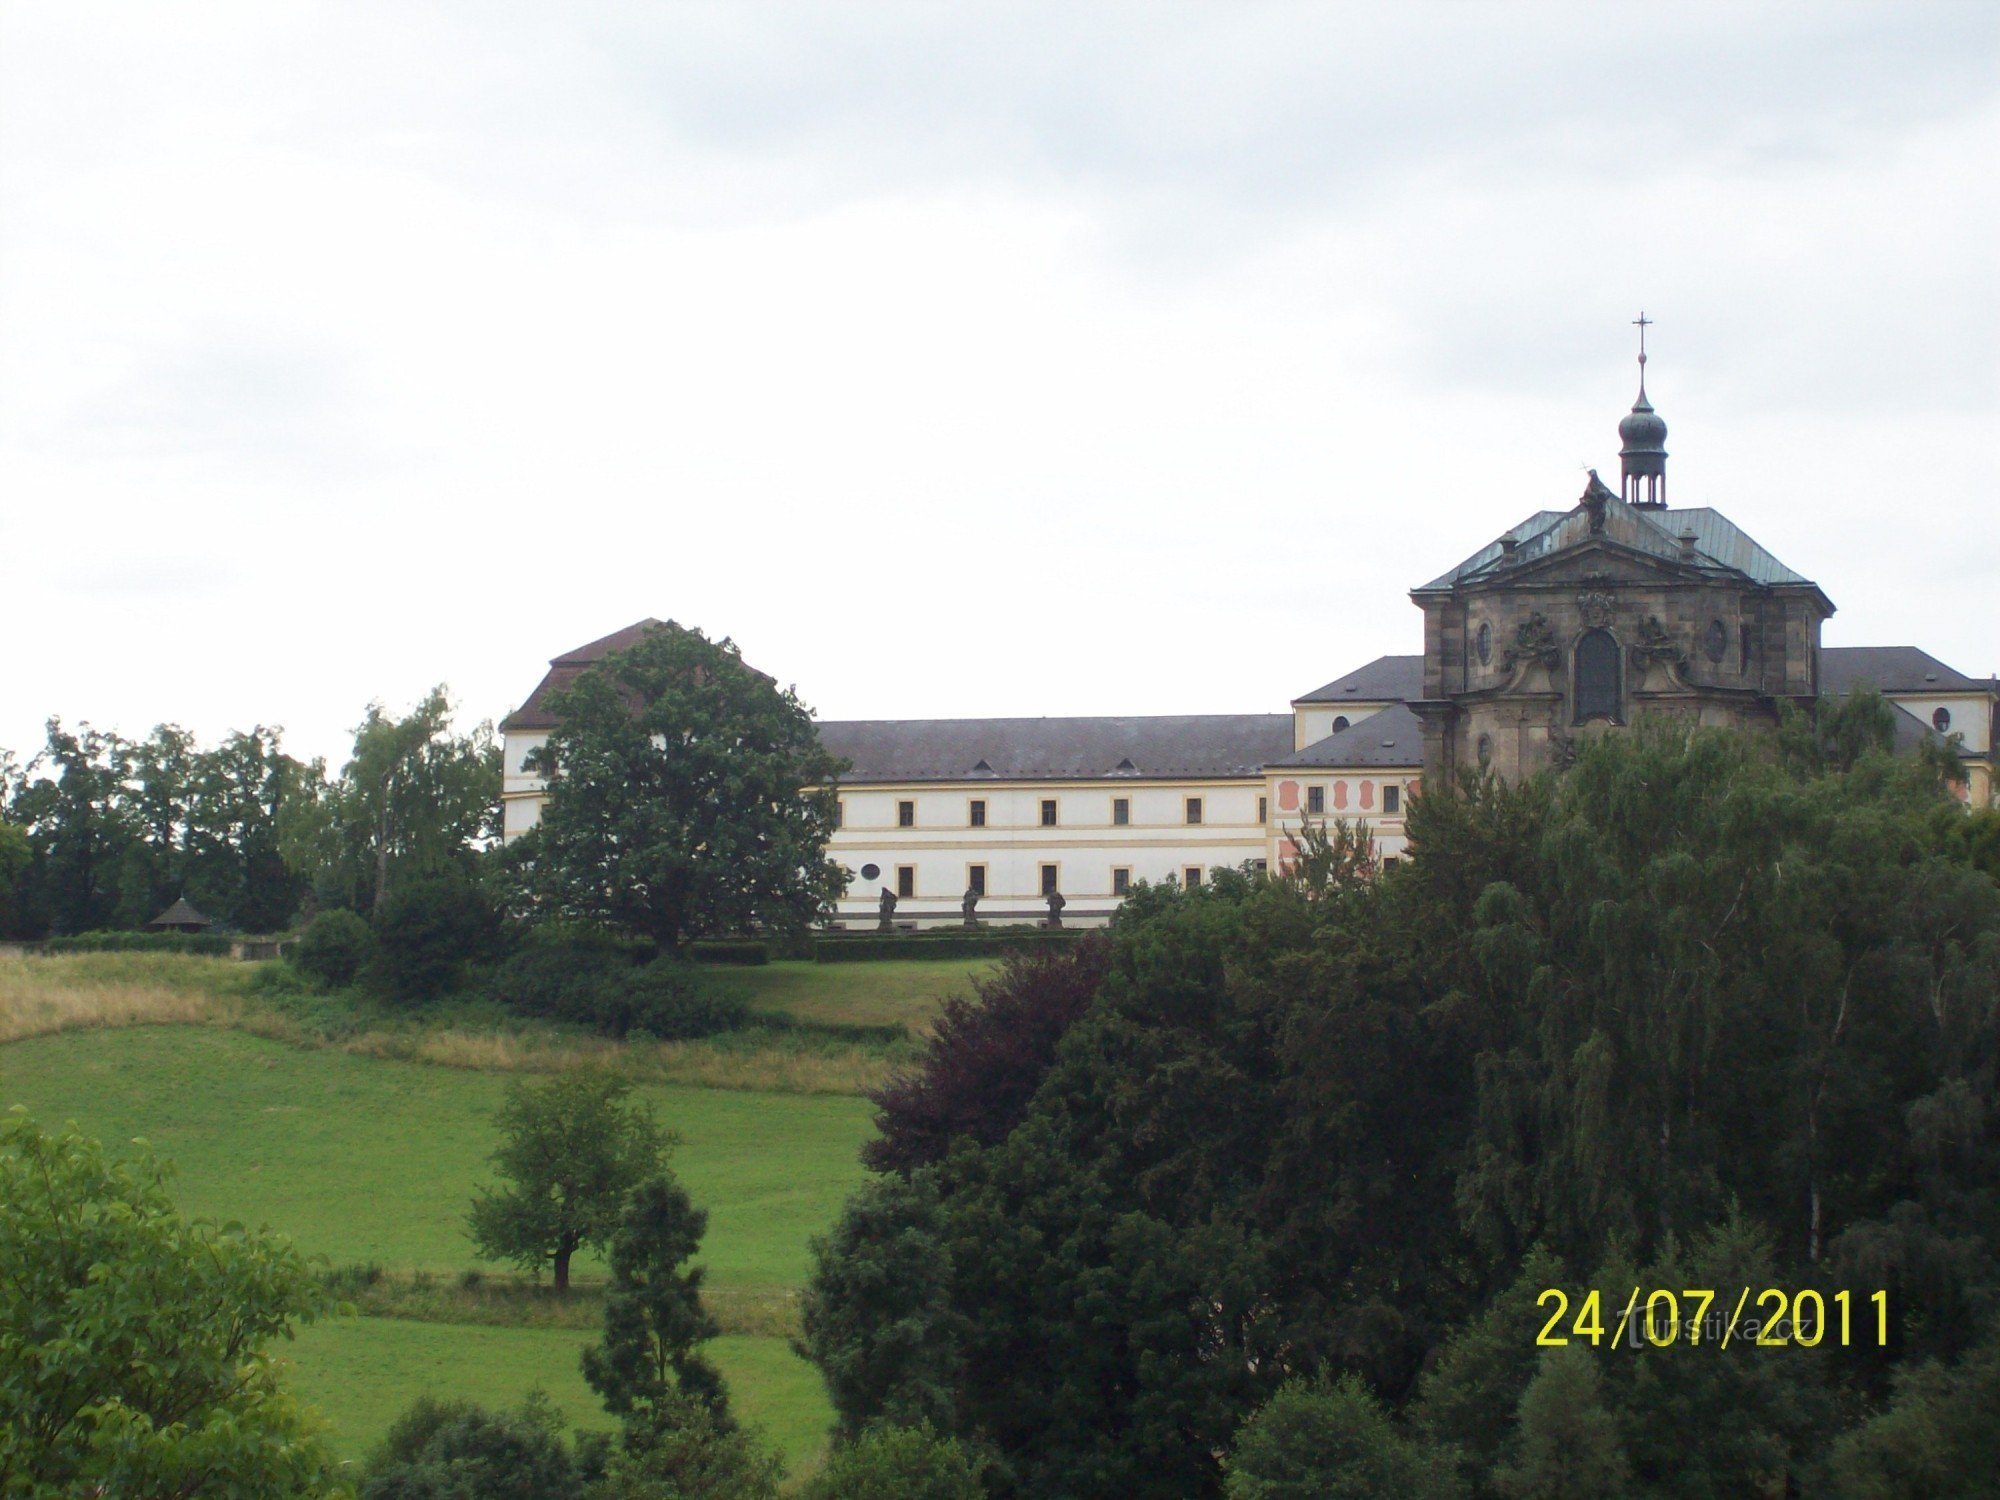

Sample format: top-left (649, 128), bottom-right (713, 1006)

top-left (849, 790), bottom-right (1419, 830)
top-left (871, 795), bottom-right (1245, 830)
top-left (873, 863), bottom-right (1222, 899)
top-left (1302, 783), bottom-right (1401, 815)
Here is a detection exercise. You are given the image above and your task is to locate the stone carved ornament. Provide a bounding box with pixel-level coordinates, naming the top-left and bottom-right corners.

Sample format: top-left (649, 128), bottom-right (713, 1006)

top-left (1577, 590), bottom-right (1616, 628)
top-left (1630, 615), bottom-right (1691, 675)
top-left (1503, 612), bottom-right (1563, 673)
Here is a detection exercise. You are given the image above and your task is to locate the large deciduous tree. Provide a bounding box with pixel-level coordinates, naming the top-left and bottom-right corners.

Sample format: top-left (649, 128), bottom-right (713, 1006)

top-left (278, 686), bottom-right (500, 914)
top-left (467, 1070), bottom-right (671, 1293)
top-left (510, 622), bottom-right (847, 953)
top-left (0, 1109), bottom-right (337, 1496)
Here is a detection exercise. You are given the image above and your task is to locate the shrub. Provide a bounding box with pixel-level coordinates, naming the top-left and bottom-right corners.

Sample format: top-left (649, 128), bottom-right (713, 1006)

top-left (1225, 1374), bottom-right (1466, 1500)
top-left (290, 908), bottom-right (374, 989)
top-left (864, 935), bottom-right (1111, 1173)
top-left (361, 1394), bottom-right (576, 1500)
top-left (371, 876), bottom-right (501, 1003)
top-left (604, 959), bottom-right (749, 1040)
top-left (40, 929), bottom-right (233, 956)
top-left (799, 1421), bottom-right (984, 1500)
top-left (487, 942), bottom-right (630, 1024)
top-left (486, 944), bottom-right (748, 1040)
top-left (688, 938), bottom-right (771, 965)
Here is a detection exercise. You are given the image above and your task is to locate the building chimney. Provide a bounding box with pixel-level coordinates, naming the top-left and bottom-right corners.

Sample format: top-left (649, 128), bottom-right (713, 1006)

top-left (1678, 528), bottom-right (1698, 562)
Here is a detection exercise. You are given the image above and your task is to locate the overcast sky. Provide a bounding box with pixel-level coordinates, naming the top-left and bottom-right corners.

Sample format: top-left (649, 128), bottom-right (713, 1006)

top-left (2, 1), bottom-right (1995, 770)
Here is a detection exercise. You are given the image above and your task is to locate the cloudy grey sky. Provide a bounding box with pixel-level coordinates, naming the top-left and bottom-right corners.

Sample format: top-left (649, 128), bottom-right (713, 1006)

top-left (2, 1), bottom-right (1995, 769)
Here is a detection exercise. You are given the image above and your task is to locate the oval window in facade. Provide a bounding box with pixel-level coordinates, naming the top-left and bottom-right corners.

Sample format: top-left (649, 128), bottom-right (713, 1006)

top-left (1933, 707), bottom-right (1952, 733)
top-left (859, 863), bottom-right (881, 882)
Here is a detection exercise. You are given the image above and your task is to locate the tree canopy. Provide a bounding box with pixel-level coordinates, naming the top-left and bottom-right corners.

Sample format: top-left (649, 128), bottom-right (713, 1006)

top-left (508, 622), bottom-right (847, 952)
top-left (800, 715), bottom-right (2000, 1497)
top-left (0, 1108), bottom-right (336, 1497)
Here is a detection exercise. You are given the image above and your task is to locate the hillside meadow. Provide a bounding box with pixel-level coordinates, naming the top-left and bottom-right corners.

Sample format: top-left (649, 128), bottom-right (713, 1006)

top-left (0, 948), bottom-right (990, 1479)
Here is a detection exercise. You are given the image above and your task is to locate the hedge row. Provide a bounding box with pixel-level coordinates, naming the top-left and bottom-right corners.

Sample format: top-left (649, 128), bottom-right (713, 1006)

top-left (813, 928), bottom-right (1083, 963)
top-left (686, 938), bottom-right (771, 966)
top-left (41, 930), bottom-right (235, 956)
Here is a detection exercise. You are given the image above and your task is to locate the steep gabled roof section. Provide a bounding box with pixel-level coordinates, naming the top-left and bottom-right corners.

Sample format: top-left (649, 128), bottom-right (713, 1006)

top-left (501, 618), bottom-right (675, 732)
top-left (1267, 703), bottom-right (1423, 769)
top-left (1415, 492), bottom-right (1814, 594)
top-left (1293, 655), bottom-right (1424, 705)
top-left (1821, 646), bottom-right (1989, 695)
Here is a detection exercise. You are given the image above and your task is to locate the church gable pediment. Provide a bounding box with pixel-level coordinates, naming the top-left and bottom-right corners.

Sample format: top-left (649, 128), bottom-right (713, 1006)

top-left (1469, 536), bottom-right (1693, 591)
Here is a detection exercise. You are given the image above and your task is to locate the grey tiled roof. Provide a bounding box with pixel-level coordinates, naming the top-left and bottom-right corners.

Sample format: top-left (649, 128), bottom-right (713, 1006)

top-left (1415, 495), bottom-right (1814, 593)
top-left (817, 714), bottom-right (1296, 784)
top-left (1293, 655), bottom-right (1424, 704)
top-left (1821, 646), bottom-right (1989, 695)
top-left (1267, 704), bottom-right (1423, 769)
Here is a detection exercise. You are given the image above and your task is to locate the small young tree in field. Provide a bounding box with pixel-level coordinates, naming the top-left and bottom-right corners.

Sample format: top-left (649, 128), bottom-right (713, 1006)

top-left (0, 1108), bottom-right (337, 1496)
top-left (581, 1174), bottom-right (729, 1429)
top-left (468, 1071), bottom-right (671, 1293)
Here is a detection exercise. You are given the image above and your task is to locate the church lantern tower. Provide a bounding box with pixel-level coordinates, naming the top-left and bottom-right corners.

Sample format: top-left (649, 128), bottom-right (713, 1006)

top-left (1618, 312), bottom-right (1668, 508)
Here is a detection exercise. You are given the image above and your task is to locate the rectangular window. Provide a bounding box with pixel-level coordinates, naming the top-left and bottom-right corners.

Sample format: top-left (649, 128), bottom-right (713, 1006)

top-left (1112, 867), bottom-right (1131, 896)
top-left (1040, 799), bottom-right (1058, 827)
top-left (1258, 796), bottom-right (1267, 824)
top-left (1112, 797), bottom-right (1130, 826)
top-left (1382, 856), bottom-right (1400, 869)
top-left (1307, 785), bottom-right (1325, 814)
top-left (1184, 866), bottom-right (1202, 889)
top-left (1040, 863), bottom-right (1059, 896)
top-left (835, 799), bottom-right (844, 829)
top-left (969, 799), bottom-right (986, 828)
top-left (1383, 785), bottom-right (1401, 815)
top-left (897, 800), bottom-right (915, 828)
top-left (1251, 859), bottom-right (1268, 875)
top-left (968, 864), bottom-right (986, 896)
top-left (896, 865), bottom-right (915, 899)
top-left (1185, 796), bottom-right (1203, 825)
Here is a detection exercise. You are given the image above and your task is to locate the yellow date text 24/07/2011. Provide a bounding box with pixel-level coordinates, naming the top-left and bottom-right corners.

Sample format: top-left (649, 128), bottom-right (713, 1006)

top-left (1534, 1287), bottom-right (1889, 1350)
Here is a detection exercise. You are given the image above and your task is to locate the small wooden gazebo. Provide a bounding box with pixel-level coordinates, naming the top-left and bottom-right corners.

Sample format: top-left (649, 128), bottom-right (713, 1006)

top-left (147, 897), bottom-right (213, 934)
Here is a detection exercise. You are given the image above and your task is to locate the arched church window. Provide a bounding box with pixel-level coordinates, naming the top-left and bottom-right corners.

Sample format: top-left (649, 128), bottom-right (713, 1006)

top-left (1475, 621), bottom-right (1492, 666)
top-left (1703, 620), bottom-right (1727, 662)
top-left (1574, 629), bottom-right (1621, 723)
top-left (1332, 715), bottom-right (1350, 732)
top-left (1476, 733), bottom-right (1493, 768)
top-left (1933, 707), bottom-right (1952, 733)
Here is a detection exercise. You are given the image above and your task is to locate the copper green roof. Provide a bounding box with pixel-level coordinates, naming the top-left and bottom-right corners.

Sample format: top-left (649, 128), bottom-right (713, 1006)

top-left (1416, 496), bottom-right (1814, 593)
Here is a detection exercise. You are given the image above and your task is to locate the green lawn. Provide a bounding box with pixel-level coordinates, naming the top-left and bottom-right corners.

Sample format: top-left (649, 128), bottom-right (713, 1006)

top-left (0, 1025), bottom-right (872, 1471)
top-left (0, 1026), bottom-right (871, 1289)
top-left (290, 1320), bottom-right (831, 1476)
top-left (705, 957), bottom-right (991, 1031)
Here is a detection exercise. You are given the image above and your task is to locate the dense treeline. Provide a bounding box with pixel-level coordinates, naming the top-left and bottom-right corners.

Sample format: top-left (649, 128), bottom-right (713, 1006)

top-left (801, 699), bottom-right (2000, 1497)
top-left (0, 687), bottom-right (497, 938)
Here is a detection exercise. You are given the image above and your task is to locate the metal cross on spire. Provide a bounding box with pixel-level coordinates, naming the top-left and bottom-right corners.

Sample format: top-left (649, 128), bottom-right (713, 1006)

top-left (1633, 311), bottom-right (1652, 367)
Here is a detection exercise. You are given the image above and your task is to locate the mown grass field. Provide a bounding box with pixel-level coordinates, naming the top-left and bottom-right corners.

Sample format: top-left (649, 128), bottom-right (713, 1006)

top-left (0, 949), bottom-right (991, 1479)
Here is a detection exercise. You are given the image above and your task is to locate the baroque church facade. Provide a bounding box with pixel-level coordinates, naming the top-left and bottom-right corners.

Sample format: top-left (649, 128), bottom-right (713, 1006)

top-left (502, 363), bottom-right (1997, 927)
